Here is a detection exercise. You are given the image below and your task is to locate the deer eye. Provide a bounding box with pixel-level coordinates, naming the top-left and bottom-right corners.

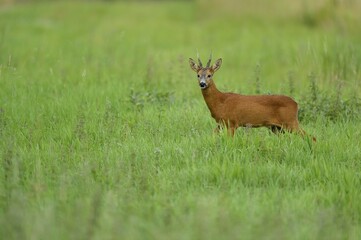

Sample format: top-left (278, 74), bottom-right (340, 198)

top-left (197, 74), bottom-right (200, 78)
top-left (207, 75), bottom-right (212, 78)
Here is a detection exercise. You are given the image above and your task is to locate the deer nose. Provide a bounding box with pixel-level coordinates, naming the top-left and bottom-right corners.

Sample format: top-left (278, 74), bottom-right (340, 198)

top-left (199, 82), bottom-right (207, 88)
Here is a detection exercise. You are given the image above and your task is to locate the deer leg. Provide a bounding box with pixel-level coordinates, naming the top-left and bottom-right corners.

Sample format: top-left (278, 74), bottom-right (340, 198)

top-left (214, 125), bottom-right (221, 133)
top-left (270, 125), bottom-right (284, 134)
top-left (285, 121), bottom-right (317, 142)
top-left (227, 127), bottom-right (236, 136)
top-left (226, 121), bottom-right (238, 136)
top-left (213, 124), bottom-right (235, 136)
top-left (282, 121), bottom-right (299, 133)
top-left (297, 128), bottom-right (317, 142)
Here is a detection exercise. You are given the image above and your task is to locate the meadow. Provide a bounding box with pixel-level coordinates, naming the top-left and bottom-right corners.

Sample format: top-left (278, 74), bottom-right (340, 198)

top-left (1, 1), bottom-right (361, 239)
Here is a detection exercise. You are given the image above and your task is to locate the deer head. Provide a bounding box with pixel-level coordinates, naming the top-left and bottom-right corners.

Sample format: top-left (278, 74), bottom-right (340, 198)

top-left (189, 53), bottom-right (222, 90)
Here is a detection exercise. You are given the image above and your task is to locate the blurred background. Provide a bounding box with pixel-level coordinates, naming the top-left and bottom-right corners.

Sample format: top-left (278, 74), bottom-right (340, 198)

top-left (1, 0), bottom-right (361, 118)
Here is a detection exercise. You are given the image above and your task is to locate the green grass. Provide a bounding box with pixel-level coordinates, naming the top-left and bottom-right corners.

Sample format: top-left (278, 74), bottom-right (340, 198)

top-left (1, 1), bottom-right (361, 239)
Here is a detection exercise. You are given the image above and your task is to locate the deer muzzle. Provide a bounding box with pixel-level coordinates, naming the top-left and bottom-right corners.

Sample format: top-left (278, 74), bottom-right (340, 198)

top-left (199, 78), bottom-right (207, 89)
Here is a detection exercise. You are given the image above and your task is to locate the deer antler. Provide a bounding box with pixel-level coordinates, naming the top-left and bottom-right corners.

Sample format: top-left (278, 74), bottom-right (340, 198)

top-left (206, 51), bottom-right (212, 68)
top-left (197, 50), bottom-right (203, 68)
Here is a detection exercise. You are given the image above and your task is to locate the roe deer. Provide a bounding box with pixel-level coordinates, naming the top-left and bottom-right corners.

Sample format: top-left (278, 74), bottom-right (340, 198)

top-left (189, 53), bottom-right (315, 141)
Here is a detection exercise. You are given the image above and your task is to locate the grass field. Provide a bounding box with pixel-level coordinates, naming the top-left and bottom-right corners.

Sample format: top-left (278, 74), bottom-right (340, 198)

top-left (1, 1), bottom-right (361, 239)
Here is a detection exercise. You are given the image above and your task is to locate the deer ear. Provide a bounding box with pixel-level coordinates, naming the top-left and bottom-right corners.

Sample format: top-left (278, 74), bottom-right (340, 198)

top-left (189, 58), bottom-right (199, 72)
top-left (212, 58), bottom-right (222, 72)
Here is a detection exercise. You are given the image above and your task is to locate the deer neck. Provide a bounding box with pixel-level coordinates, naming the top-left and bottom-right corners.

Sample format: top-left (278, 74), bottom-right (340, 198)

top-left (201, 81), bottom-right (224, 113)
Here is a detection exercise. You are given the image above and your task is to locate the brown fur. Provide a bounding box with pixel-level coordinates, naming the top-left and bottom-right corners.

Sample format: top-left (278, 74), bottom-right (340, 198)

top-left (189, 57), bottom-right (316, 141)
